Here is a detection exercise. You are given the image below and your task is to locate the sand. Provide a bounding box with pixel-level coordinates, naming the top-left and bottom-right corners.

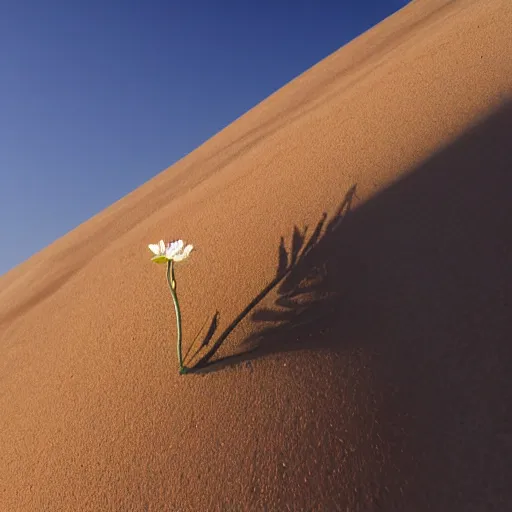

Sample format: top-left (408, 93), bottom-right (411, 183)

top-left (1, 0), bottom-right (512, 510)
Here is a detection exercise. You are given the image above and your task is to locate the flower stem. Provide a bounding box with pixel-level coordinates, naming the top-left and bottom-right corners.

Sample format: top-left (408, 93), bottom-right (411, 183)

top-left (166, 260), bottom-right (186, 373)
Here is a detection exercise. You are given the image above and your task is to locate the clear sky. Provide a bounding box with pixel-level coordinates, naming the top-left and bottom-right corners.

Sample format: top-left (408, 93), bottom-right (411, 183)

top-left (0, 0), bottom-right (408, 276)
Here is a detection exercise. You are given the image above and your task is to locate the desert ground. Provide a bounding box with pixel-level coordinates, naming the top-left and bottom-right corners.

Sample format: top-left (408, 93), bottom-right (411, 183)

top-left (1, 0), bottom-right (512, 510)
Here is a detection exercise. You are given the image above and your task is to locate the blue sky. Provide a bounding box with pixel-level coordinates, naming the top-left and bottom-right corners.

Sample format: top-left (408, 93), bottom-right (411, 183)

top-left (0, 0), bottom-right (408, 276)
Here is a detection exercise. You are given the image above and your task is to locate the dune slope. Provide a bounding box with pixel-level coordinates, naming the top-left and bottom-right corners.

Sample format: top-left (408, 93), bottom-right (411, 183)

top-left (1, 0), bottom-right (512, 510)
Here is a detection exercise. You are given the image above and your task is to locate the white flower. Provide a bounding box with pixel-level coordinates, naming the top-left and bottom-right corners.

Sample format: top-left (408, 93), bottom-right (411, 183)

top-left (165, 240), bottom-right (193, 262)
top-left (148, 239), bottom-right (193, 264)
top-left (148, 240), bottom-right (167, 260)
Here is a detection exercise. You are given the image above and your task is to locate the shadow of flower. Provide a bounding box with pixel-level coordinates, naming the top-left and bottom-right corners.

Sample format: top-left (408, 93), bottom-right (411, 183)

top-left (188, 184), bottom-right (357, 372)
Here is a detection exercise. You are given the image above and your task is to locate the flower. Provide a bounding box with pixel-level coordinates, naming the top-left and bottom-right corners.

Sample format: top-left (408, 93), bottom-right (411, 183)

top-left (148, 239), bottom-right (194, 375)
top-left (165, 240), bottom-right (194, 262)
top-left (148, 240), bottom-right (167, 263)
top-left (148, 239), bottom-right (193, 264)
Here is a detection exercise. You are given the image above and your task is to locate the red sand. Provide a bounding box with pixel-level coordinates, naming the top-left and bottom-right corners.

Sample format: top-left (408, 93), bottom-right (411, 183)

top-left (1, 1), bottom-right (512, 510)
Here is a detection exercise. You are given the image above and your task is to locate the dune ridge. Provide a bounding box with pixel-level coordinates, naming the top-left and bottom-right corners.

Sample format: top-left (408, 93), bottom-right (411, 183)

top-left (1, 0), bottom-right (512, 510)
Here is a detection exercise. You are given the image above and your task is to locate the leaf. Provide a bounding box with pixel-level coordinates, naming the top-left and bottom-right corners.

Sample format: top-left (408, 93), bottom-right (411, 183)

top-left (151, 255), bottom-right (168, 264)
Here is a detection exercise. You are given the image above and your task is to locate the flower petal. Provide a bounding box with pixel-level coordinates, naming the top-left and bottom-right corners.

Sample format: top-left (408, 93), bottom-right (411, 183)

top-left (148, 243), bottom-right (161, 255)
top-left (166, 240), bottom-right (183, 259)
top-left (173, 244), bottom-right (193, 262)
top-left (159, 240), bottom-right (166, 254)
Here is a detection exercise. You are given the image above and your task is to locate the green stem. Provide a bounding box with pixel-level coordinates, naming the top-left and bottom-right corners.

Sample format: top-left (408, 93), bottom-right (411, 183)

top-left (166, 260), bottom-right (186, 374)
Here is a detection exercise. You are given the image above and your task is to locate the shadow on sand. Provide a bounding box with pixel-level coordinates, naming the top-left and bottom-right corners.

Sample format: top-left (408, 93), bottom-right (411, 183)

top-left (187, 184), bottom-right (358, 372)
top-left (187, 99), bottom-right (512, 508)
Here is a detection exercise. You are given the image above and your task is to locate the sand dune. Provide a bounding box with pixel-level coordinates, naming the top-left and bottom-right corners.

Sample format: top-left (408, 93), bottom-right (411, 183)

top-left (1, 0), bottom-right (512, 510)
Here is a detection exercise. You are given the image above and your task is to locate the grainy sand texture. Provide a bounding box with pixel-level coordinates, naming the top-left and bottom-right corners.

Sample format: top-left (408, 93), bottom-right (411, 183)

top-left (1, 0), bottom-right (512, 510)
